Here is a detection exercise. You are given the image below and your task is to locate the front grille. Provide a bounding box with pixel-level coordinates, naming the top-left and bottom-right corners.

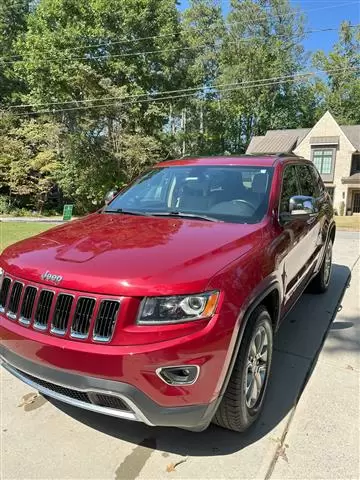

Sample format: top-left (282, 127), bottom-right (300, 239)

top-left (51, 294), bottom-right (74, 334)
top-left (20, 371), bottom-right (90, 403)
top-left (91, 393), bottom-right (129, 411)
top-left (20, 286), bottom-right (37, 325)
top-left (34, 290), bottom-right (54, 330)
top-left (1, 272), bottom-right (121, 343)
top-left (16, 370), bottom-right (130, 412)
top-left (93, 300), bottom-right (120, 341)
top-left (0, 278), bottom-right (11, 312)
top-left (71, 297), bottom-right (96, 338)
top-left (7, 282), bottom-right (23, 319)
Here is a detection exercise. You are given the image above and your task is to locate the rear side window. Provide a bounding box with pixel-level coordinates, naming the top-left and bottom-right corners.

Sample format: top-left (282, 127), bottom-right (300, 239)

top-left (297, 165), bottom-right (321, 198)
top-left (280, 165), bottom-right (300, 212)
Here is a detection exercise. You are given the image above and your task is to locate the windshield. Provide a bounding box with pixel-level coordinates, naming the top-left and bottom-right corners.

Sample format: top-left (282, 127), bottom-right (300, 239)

top-left (105, 165), bottom-right (274, 224)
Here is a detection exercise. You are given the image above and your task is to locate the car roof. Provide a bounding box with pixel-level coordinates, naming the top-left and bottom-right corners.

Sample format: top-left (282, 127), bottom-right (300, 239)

top-left (156, 154), bottom-right (308, 168)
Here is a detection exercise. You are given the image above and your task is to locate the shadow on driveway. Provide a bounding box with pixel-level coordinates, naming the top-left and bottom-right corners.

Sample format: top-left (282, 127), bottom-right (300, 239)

top-left (48, 263), bottom-right (351, 457)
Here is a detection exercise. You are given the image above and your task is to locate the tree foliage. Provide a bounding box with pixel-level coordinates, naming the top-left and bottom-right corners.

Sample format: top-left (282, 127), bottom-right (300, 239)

top-left (0, 0), bottom-right (357, 213)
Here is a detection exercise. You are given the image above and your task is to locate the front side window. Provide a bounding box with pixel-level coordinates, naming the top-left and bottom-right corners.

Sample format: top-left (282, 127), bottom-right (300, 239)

top-left (325, 187), bottom-right (335, 204)
top-left (105, 165), bottom-right (274, 224)
top-left (280, 165), bottom-right (300, 213)
top-left (296, 165), bottom-right (321, 198)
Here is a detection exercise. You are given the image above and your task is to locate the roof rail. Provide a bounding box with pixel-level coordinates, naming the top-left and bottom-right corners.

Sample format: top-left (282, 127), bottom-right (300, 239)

top-left (276, 152), bottom-right (299, 157)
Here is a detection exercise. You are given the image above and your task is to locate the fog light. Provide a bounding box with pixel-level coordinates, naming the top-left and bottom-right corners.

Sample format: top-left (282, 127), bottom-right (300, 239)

top-left (156, 365), bottom-right (200, 385)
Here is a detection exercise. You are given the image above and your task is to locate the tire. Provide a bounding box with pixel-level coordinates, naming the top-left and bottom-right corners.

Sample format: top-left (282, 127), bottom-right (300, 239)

top-left (213, 305), bottom-right (273, 432)
top-left (309, 239), bottom-right (333, 294)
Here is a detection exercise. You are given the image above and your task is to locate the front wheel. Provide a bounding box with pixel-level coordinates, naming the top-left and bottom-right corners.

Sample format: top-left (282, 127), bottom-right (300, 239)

top-left (213, 305), bottom-right (273, 432)
top-left (309, 239), bottom-right (333, 294)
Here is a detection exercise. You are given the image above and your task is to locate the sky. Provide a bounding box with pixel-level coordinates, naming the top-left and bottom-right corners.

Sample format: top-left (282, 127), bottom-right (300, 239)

top-left (179, 0), bottom-right (360, 54)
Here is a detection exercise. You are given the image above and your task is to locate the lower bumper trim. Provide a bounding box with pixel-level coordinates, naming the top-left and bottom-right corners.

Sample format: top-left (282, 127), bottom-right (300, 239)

top-left (0, 346), bottom-right (217, 431)
top-left (2, 361), bottom-right (143, 423)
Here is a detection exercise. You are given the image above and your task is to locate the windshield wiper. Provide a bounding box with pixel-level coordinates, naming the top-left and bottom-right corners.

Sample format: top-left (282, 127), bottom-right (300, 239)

top-left (150, 211), bottom-right (222, 222)
top-left (104, 208), bottom-right (149, 216)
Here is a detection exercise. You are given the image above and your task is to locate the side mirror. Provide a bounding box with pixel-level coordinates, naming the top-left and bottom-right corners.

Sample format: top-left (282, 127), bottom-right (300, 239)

top-left (103, 189), bottom-right (118, 206)
top-left (280, 195), bottom-right (317, 223)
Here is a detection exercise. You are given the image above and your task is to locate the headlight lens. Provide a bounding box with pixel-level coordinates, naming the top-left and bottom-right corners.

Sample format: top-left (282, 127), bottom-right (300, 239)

top-left (138, 291), bottom-right (219, 325)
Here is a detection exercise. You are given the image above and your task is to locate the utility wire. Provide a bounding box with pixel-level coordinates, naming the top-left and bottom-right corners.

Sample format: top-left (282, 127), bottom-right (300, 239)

top-left (0, 1), bottom-right (358, 63)
top-left (9, 66), bottom-right (359, 117)
top-left (7, 65), bottom-right (359, 111)
top-left (1, 24), bottom-right (359, 65)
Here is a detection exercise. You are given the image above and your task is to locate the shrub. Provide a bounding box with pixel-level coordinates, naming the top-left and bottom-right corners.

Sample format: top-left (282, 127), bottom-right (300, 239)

top-left (339, 201), bottom-right (345, 216)
top-left (0, 195), bottom-right (11, 214)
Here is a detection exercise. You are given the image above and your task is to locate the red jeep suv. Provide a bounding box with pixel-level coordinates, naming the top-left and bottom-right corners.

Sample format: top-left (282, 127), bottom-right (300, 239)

top-left (0, 155), bottom-right (335, 432)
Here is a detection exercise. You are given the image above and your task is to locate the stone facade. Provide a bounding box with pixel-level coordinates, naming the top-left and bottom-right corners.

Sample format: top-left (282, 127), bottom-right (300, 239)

top-left (246, 111), bottom-right (360, 215)
top-left (294, 111), bottom-right (356, 214)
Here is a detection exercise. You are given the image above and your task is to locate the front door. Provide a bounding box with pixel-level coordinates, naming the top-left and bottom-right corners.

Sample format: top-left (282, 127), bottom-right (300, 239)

top-left (353, 192), bottom-right (360, 213)
top-left (278, 164), bottom-right (310, 301)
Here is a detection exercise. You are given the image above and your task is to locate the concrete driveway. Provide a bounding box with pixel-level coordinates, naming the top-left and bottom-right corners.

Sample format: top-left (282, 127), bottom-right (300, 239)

top-left (1, 231), bottom-right (359, 480)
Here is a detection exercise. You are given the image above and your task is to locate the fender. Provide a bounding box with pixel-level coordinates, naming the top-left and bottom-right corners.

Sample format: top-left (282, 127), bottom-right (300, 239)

top-left (204, 278), bottom-right (281, 423)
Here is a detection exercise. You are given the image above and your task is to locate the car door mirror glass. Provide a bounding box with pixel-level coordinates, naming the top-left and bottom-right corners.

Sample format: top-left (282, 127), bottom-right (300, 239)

top-left (289, 195), bottom-right (316, 216)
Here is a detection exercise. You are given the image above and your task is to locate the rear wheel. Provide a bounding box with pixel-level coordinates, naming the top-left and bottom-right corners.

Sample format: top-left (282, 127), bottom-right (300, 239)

top-left (213, 305), bottom-right (273, 432)
top-left (309, 239), bottom-right (333, 294)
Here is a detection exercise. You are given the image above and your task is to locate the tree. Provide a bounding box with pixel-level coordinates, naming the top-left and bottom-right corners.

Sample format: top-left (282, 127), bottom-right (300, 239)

top-left (313, 22), bottom-right (360, 124)
top-left (218, 0), bottom-right (311, 152)
top-left (178, 0), bottom-right (225, 156)
top-left (0, 0), bottom-right (30, 104)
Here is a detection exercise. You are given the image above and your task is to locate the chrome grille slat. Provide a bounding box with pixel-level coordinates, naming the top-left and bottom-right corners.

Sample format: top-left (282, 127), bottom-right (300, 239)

top-left (71, 297), bottom-right (96, 338)
top-left (19, 286), bottom-right (37, 325)
top-left (1, 273), bottom-right (121, 344)
top-left (7, 282), bottom-right (23, 319)
top-left (93, 300), bottom-right (120, 342)
top-left (34, 290), bottom-right (54, 330)
top-left (0, 277), bottom-right (11, 312)
top-left (51, 294), bottom-right (73, 335)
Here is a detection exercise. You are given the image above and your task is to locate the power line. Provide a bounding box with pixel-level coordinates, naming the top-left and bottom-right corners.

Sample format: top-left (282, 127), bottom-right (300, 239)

top-left (0, 0), bottom-right (358, 63)
top-left (7, 65), bottom-right (359, 111)
top-left (9, 66), bottom-right (359, 117)
top-left (1, 23), bottom-right (358, 66)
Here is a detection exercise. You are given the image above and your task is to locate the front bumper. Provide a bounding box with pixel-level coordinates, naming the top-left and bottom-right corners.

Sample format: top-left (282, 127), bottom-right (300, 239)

top-left (1, 347), bottom-right (217, 431)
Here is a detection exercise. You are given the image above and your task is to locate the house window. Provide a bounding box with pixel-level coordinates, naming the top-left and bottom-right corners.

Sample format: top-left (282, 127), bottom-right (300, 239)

top-left (313, 150), bottom-right (333, 174)
top-left (311, 148), bottom-right (336, 182)
top-left (351, 154), bottom-right (360, 175)
top-left (325, 187), bottom-right (335, 204)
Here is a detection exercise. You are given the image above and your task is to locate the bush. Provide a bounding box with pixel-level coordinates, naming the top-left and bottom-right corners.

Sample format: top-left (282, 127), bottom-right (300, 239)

top-left (0, 195), bottom-right (11, 214)
top-left (339, 201), bottom-right (345, 216)
top-left (9, 207), bottom-right (34, 217)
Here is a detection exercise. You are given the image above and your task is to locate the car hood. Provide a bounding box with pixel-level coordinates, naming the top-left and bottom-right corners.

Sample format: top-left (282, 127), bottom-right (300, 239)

top-left (1, 213), bottom-right (263, 296)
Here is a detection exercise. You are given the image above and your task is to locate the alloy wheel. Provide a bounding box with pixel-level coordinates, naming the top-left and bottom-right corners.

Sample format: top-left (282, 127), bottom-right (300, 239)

top-left (245, 325), bottom-right (269, 409)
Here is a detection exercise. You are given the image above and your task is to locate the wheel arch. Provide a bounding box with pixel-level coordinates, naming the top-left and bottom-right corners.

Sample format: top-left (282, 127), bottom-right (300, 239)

top-left (218, 282), bottom-right (281, 401)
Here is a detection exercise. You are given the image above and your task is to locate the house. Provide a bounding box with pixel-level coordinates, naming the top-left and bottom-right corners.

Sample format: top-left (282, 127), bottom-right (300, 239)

top-left (246, 111), bottom-right (360, 215)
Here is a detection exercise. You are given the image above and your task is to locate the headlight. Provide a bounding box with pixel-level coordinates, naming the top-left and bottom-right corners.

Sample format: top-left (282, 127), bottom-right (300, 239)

top-left (137, 291), bottom-right (219, 325)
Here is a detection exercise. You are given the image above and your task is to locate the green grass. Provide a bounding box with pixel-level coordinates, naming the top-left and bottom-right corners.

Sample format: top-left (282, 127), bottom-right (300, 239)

top-left (0, 222), bottom-right (57, 252)
top-left (335, 216), bottom-right (360, 231)
top-left (0, 216), bottom-right (358, 255)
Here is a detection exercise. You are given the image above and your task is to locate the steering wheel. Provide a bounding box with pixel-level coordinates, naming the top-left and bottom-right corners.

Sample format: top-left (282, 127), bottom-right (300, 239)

top-left (232, 199), bottom-right (256, 212)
